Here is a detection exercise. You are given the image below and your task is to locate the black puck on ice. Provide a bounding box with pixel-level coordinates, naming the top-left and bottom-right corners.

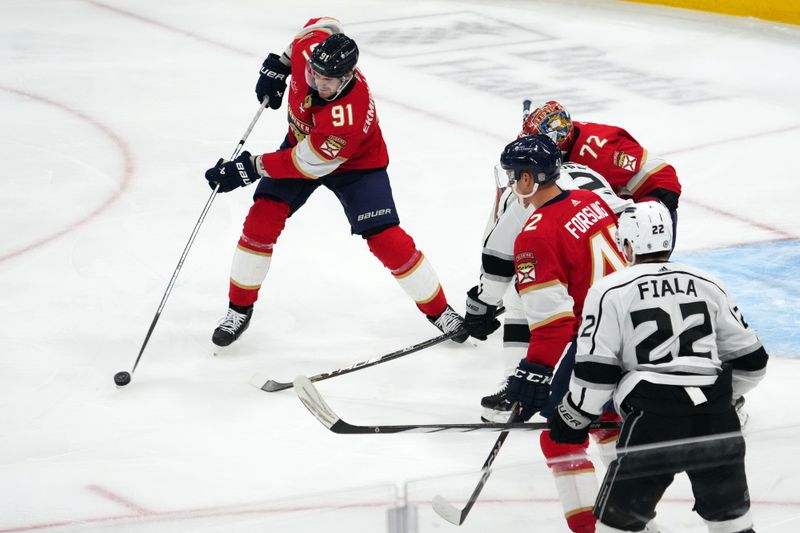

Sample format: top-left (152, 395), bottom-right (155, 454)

top-left (114, 371), bottom-right (131, 387)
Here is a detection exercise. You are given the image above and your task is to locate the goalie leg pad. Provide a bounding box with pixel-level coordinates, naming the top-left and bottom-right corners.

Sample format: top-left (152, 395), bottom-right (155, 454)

top-left (367, 226), bottom-right (447, 316)
top-left (229, 198), bottom-right (290, 307)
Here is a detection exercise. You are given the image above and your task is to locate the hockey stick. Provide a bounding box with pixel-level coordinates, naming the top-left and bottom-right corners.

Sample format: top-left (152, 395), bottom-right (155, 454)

top-left (432, 403), bottom-right (522, 525)
top-left (114, 97), bottom-right (270, 387)
top-left (522, 98), bottom-right (533, 121)
top-left (293, 376), bottom-right (619, 434)
top-left (251, 330), bottom-right (464, 392)
top-left (250, 308), bottom-right (505, 392)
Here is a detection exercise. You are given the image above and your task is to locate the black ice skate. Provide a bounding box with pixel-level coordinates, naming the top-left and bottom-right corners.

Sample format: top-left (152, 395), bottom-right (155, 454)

top-left (427, 305), bottom-right (468, 343)
top-left (480, 378), bottom-right (513, 423)
top-left (212, 304), bottom-right (253, 347)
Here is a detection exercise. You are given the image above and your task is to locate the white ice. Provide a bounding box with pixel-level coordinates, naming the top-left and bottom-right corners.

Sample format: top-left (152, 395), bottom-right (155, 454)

top-left (1, 1), bottom-right (799, 531)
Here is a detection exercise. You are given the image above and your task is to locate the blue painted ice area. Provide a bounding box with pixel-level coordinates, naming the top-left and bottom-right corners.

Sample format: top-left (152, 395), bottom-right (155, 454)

top-left (675, 240), bottom-right (800, 358)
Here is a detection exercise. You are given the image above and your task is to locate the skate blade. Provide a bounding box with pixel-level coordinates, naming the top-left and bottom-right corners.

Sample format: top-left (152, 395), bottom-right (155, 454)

top-left (211, 343), bottom-right (231, 357)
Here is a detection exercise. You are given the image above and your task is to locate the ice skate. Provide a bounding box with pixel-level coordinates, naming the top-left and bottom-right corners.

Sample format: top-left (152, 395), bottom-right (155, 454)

top-left (212, 304), bottom-right (253, 348)
top-left (427, 305), bottom-right (468, 343)
top-left (480, 378), bottom-right (513, 422)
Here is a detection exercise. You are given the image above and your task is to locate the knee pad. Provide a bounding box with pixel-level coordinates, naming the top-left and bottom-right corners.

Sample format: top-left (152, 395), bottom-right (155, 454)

top-left (241, 197), bottom-right (290, 249)
top-left (366, 225), bottom-right (416, 270)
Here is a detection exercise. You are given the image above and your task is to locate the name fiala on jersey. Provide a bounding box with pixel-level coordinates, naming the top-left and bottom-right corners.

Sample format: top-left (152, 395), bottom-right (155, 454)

top-left (637, 276), bottom-right (697, 300)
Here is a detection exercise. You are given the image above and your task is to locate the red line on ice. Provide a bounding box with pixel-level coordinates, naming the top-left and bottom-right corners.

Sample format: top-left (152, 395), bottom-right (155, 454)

top-left (80, 1), bottom-right (799, 242)
top-left (0, 86), bottom-right (135, 262)
top-left (0, 496), bottom-right (798, 532)
top-left (86, 484), bottom-right (151, 515)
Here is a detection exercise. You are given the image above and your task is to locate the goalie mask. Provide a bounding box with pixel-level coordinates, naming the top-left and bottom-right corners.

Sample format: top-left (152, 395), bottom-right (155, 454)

top-left (521, 101), bottom-right (575, 151)
top-left (616, 202), bottom-right (673, 257)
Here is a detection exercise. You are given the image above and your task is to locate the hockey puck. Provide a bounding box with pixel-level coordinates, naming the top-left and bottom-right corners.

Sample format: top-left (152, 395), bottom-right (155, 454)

top-left (114, 371), bottom-right (131, 387)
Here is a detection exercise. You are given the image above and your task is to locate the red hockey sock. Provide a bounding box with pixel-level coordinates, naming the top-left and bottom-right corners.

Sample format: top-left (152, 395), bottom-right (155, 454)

top-left (228, 198), bottom-right (290, 307)
top-left (366, 226), bottom-right (447, 316)
top-left (540, 430), bottom-right (598, 533)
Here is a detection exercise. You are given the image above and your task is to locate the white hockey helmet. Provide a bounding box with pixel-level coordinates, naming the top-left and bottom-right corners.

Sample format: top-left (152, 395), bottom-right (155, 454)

top-left (616, 202), bottom-right (673, 256)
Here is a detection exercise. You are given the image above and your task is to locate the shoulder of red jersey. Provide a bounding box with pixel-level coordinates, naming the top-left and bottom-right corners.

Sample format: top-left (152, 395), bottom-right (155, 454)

top-left (574, 121), bottom-right (637, 144)
top-left (295, 17), bottom-right (343, 41)
top-left (567, 189), bottom-right (618, 220)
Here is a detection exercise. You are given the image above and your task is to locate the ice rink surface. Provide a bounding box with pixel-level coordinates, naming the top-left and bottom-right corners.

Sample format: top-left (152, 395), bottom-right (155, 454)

top-left (1, 0), bottom-right (799, 531)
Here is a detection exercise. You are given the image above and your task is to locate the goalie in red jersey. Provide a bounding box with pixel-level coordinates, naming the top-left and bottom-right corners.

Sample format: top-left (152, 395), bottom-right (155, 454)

top-left (522, 100), bottom-right (681, 246)
top-left (204, 18), bottom-right (466, 348)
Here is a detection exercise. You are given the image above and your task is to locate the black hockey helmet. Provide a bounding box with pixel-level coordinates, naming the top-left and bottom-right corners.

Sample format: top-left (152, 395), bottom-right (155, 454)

top-left (309, 33), bottom-right (359, 77)
top-left (500, 134), bottom-right (562, 184)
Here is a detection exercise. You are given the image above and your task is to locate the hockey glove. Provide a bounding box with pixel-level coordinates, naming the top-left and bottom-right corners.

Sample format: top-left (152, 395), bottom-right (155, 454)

top-left (464, 286), bottom-right (501, 341)
top-left (549, 394), bottom-right (597, 445)
top-left (205, 151), bottom-right (260, 193)
top-left (255, 53), bottom-right (291, 109)
top-left (506, 359), bottom-right (553, 421)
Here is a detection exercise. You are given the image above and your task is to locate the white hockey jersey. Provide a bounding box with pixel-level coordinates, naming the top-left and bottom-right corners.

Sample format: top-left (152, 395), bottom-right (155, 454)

top-left (476, 163), bottom-right (633, 307)
top-left (568, 261), bottom-right (767, 416)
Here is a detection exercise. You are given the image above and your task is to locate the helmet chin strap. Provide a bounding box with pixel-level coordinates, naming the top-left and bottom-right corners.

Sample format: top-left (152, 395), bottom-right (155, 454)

top-left (321, 72), bottom-right (355, 101)
top-left (512, 180), bottom-right (538, 201)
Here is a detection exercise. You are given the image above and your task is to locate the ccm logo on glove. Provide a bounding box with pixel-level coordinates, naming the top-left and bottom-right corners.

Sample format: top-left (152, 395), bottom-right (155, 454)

top-left (514, 368), bottom-right (551, 384)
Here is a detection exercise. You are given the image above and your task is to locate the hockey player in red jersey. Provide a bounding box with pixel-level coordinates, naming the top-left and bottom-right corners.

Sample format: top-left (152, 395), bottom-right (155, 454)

top-left (522, 101), bottom-right (681, 242)
top-left (499, 135), bottom-right (627, 533)
top-left (204, 18), bottom-right (466, 347)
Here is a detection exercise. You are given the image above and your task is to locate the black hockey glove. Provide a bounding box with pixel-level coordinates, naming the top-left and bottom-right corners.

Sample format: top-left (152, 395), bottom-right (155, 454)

top-left (255, 53), bottom-right (291, 109)
top-left (205, 151), bottom-right (260, 193)
top-left (506, 359), bottom-right (553, 421)
top-left (548, 395), bottom-right (597, 445)
top-left (464, 286), bottom-right (501, 341)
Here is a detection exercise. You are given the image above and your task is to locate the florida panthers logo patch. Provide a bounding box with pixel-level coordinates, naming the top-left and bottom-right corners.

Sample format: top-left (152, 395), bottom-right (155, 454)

top-left (613, 151), bottom-right (638, 172)
top-left (319, 135), bottom-right (346, 159)
top-left (515, 252), bottom-right (538, 284)
top-left (516, 262), bottom-right (537, 284)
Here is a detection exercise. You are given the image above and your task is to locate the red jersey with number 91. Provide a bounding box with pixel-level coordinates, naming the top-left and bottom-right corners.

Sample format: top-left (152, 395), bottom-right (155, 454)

top-left (260, 19), bottom-right (389, 179)
top-left (514, 189), bottom-right (626, 367)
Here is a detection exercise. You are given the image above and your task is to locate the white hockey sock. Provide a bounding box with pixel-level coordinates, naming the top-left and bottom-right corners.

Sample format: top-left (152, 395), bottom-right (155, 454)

top-left (230, 243), bottom-right (272, 291)
top-left (392, 251), bottom-right (442, 306)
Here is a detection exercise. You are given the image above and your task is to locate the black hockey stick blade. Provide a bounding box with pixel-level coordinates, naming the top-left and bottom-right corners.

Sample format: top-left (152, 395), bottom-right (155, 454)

top-left (251, 308), bottom-right (506, 392)
top-left (432, 403), bottom-right (522, 525)
top-left (249, 374), bottom-right (293, 392)
top-left (293, 376), bottom-right (619, 434)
